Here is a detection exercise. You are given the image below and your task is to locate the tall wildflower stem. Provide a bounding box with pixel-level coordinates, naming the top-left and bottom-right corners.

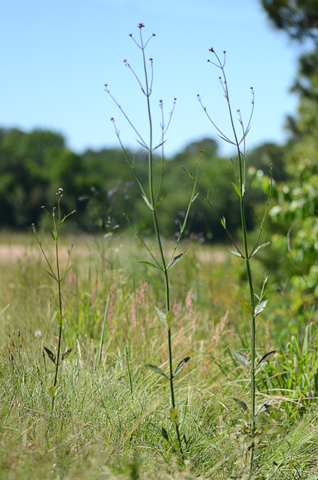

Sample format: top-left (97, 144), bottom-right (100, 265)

top-left (105, 24), bottom-right (199, 462)
top-left (198, 48), bottom-right (260, 474)
top-left (140, 25), bottom-right (184, 459)
top-left (32, 188), bottom-right (74, 412)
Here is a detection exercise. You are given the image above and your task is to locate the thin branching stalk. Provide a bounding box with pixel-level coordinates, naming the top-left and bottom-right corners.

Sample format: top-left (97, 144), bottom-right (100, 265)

top-left (32, 188), bottom-right (75, 411)
top-left (198, 48), bottom-right (273, 475)
top-left (105, 23), bottom-right (200, 462)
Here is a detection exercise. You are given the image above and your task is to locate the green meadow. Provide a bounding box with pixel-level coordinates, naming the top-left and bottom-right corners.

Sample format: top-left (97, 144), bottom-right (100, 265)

top-left (0, 230), bottom-right (317, 480)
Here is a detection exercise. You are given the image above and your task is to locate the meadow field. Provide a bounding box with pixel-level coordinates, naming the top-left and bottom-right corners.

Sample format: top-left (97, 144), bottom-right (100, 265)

top-left (0, 230), bottom-right (317, 480)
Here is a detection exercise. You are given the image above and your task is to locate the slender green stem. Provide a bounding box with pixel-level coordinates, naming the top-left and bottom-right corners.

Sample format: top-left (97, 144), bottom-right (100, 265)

top-left (139, 28), bottom-right (184, 461)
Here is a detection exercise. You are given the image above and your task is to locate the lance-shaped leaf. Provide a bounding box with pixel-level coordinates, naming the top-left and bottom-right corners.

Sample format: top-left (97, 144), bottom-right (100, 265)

top-left (233, 351), bottom-right (250, 370)
top-left (49, 385), bottom-right (56, 398)
top-left (61, 348), bottom-right (73, 363)
top-left (161, 427), bottom-right (169, 442)
top-left (155, 194), bottom-right (166, 208)
top-left (145, 364), bottom-right (168, 378)
top-left (139, 261), bottom-right (161, 270)
top-left (240, 299), bottom-right (253, 316)
top-left (254, 300), bottom-right (268, 317)
top-left (167, 252), bottom-right (187, 270)
top-left (233, 398), bottom-right (248, 412)
top-left (255, 399), bottom-right (272, 415)
top-left (221, 216), bottom-right (226, 229)
top-left (155, 307), bottom-right (168, 328)
top-left (170, 408), bottom-right (178, 425)
top-left (225, 249), bottom-right (243, 258)
top-left (141, 194), bottom-right (154, 211)
top-left (191, 193), bottom-right (199, 203)
top-left (250, 242), bottom-right (271, 258)
top-left (44, 346), bottom-right (56, 364)
top-left (257, 350), bottom-right (277, 367)
top-left (232, 182), bottom-right (242, 198)
top-left (174, 356), bottom-right (191, 377)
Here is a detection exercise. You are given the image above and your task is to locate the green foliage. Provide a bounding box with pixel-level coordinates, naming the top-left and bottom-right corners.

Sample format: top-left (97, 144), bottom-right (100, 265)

top-left (0, 127), bottom-right (262, 241)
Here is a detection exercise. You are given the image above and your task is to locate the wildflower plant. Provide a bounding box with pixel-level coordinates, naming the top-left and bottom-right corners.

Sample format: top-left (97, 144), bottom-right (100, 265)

top-left (32, 188), bottom-right (75, 410)
top-left (196, 48), bottom-right (274, 474)
top-left (105, 23), bottom-right (200, 462)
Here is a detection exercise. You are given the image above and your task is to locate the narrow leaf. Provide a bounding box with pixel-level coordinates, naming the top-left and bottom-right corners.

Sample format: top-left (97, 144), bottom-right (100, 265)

top-left (167, 252), bottom-right (187, 270)
top-left (139, 261), bottom-right (161, 271)
top-left (225, 249), bottom-right (243, 258)
top-left (166, 311), bottom-right (171, 328)
top-left (221, 216), bottom-right (226, 229)
top-left (233, 351), bottom-right (250, 369)
top-left (44, 269), bottom-right (57, 281)
top-left (49, 385), bottom-right (56, 398)
top-left (44, 346), bottom-right (56, 364)
top-left (161, 427), bottom-right (169, 442)
top-left (250, 242), bottom-right (271, 258)
top-left (255, 300), bottom-right (268, 317)
top-left (61, 348), bottom-right (73, 362)
top-left (145, 364), bottom-right (168, 378)
top-left (60, 266), bottom-right (72, 281)
top-left (233, 398), bottom-right (248, 412)
top-left (155, 307), bottom-right (168, 328)
top-left (155, 195), bottom-right (166, 208)
top-left (255, 399), bottom-right (272, 415)
top-left (174, 356), bottom-right (191, 377)
top-left (191, 192), bottom-right (199, 203)
top-left (240, 298), bottom-right (253, 316)
top-left (170, 408), bottom-right (178, 425)
top-left (257, 350), bottom-right (277, 367)
top-left (231, 182), bottom-right (242, 198)
top-left (141, 194), bottom-right (154, 210)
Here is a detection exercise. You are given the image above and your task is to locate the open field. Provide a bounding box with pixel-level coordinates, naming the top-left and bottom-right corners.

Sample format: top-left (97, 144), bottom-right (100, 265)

top-left (0, 232), bottom-right (318, 480)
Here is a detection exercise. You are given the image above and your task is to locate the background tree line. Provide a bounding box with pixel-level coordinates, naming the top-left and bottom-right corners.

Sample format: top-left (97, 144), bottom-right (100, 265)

top-left (0, 127), bottom-right (281, 242)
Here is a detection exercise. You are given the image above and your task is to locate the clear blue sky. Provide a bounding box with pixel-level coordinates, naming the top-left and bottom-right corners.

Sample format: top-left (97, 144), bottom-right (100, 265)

top-left (0, 0), bottom-right (310, 157)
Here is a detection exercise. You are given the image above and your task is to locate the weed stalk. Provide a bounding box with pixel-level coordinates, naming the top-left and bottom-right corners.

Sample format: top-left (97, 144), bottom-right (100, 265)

top-left (32, 188), bottom-right (75, 410)
top-left (197, 48), bottom-right (273, 475)
top-left (105, 24), bottom-right (200, 462)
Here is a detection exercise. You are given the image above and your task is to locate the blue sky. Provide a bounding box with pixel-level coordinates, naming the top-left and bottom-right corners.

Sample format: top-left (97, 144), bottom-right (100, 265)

top-left (0, 0), bottom-right (310, 157)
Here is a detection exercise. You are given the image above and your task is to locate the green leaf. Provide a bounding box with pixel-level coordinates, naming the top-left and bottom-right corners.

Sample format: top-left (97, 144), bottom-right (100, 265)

top-left (257, 350), bottom-right (277, 367)
top-left (233, 351), bottom-right (250, 369)
top-left (145, 364), bottom-right (168, 378)
top-left (225, 249), bottom-right (243, 258)
top-left (49, 385), bottom-right (57, 398)
top-left (191, 193), bottom-right (199, 203)
top-left (255, 300), bottom-right (268, 316)
top-left (167, 252), bottom-right (187, 270)
top-left (155, 195), bottom-right (166, 208)
top-left (44, 269), bottom-right (57, 281)
top-left (139, 261), bottom-right (161, 270)
top-left (220, 216), bottom-right (226, 229)
top-left (233, 398), bottom-right (248, 412)
top-left (161, 427), bottom-right (169, 442)
top-left (232, 182), bottom-right (242, 198)
top-left (240, 298), bottom-right (253, 316)
top-left (155, 307), bottom-right (168, 328)
top-left (174, 356), bottom-right (191, 377)
top-left (255, 399), bottom-right (272, 415)
top-left (61, 348), bottom-right (73, 362)
top-left (166, 311), bottom-right (171, 328)
top-left (60, 266), bottom-right (72, 281)
top-left (141, 194), bottom-right (154, 210)
top-left (44, 346), bottom-right (56, 364)
top-left (250, 242), bottom-right (271, 258)
top-left (170, 408), bottom-right (178, 425)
